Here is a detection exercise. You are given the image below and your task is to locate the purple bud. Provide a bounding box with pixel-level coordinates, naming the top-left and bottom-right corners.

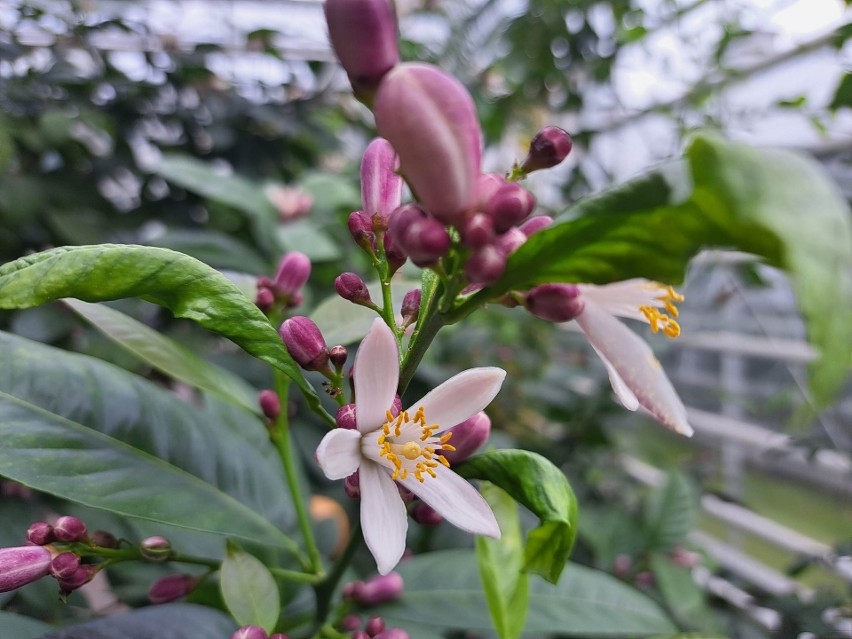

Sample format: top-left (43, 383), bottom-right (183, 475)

top-left (140, 536), bottom-right (171, 562)
top-left (521, 126), bottom-right (573, 173)
top-left (336, 404), bottom-right (358, 430)
top-left (396, 484), bottom-right (416, 503)
top-left (401, 289), bottom-right (421, 326)
top-left (27, 522), bottom-right (54, 546)
top-left (348, 211), bottom-right (376, 253)
top-left (342, 580), bottom-right (363, 599)
top-left (411, 503), bottom-right (443, 527)
top-left (461, 213), bottom-right (495, 249)
top-left (634, 571), bottom-right (654, 589)
top-left (259, 390), bottom-right (281, 421)
top-left (374, 629), bottom-right (410, 639)
top-left (324, 0), bottom-right (399, 98)
top-left (255, 286), bottom-right (275, 313)
top-left (613, 554), bottom-right (632, 578)
top-left (441, 412), bottom-right (491, 465)
top-left (464, 245), bottom-right (507, 285)
top-left (273, 252), bottom-right (311, 299)
top-left (231, 626), bottom-right (269, 639)
top-left (476, 173), bottom-right (504, 210)
top-left (495, 227), bottom-right (527, 255)
top-left (485, 183), bottom-right (536, 233)
top-left (58, 565), bottom-right (94, 593)
top-left (342, 615), bottom-right (362, 632)
top-left (335, 272), bottom-right (373, 306)
top-left (525, 284), bottom-right (585, 323)
top-left (389, 207), bottom-right (450, 266)
top-left (344, 471), bottom-right (361, 499)
top-left (0, 546), bottom-right (51, 592)
top-left (265, 185), bottom-right (313, 221)
top-left (49, 552), bottom-right (80, 580)
top-left (353, 572), bottom-right (404, 606)
top-left (53, 516), bottom-right (87, 542)
top-left (519, 215), bottom-right (553, 237)
top-left (671, 546), bottom-right (700, 568)
top-left (375, 63), bottom-right (481, 225)
top-left (330, 345), bottom-right (348, 369)
top-left (391, 395), bottom-right (402, 416)
top-left (382, 232), bottom-right (407, 274)
top-left (90, 530), bottom-right (118, 549)
top-left (280, 317), bottom-right (329, 371)
top-left (352, 632), bottom-right (371, 639)
top-left (365, 616), bottom-right (385, 637)
top-left (362, 138), bottom-right (403, 220)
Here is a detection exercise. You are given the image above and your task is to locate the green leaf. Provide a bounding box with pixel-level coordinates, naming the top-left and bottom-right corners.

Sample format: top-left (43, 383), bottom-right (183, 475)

top-left (220, 545), bottom-right (281, 633)
top-left (372, 550), bottom-right (676, 636)
top-left (148, 228), bottom-right (271, 274)
top-left (476, 484), bottom-right (529, 639)
top-left (65, 299), bottom-right (260, 415)
top-left (643, 472), bottom-right (696, 551)
top-left (0, 611), bottom-right (53, 639)
top-left (457, 449), bottom-right (578, 583)
top-left (277, 219), bottom-right (341, 261)
top-left (829, 72), bottom-right (852, 110)
top-left (650, 553), bottom-right (722, 633)
top-left (0, 244), bottom-right (330, 424)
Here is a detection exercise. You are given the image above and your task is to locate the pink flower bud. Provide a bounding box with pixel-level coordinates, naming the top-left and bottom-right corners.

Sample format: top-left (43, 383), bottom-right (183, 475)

top-left (335, 272), bottom-right (373, 306)
top-left (365, 616), bottom-right (385, 637)
top-left (342, 615), bottom-right (362, 632)
top-left (485, 183), bottom-right (536, 233)
top-left (411, 502), bottom-right (443, 527)
top-left (0, 545), bottom-right (51, 592)
top-left (53, 516), bottom-right (87, 542)
top-left (389, 204), bottom-right (450, 265)
top-left (634, 571), bottom-right (654, 589)
top-left (259, 390), bottom-right (281, 421)
top-left (476, 173), bottom-right (504, 210)
top-left (140, 536), bottom-right (172, 562)
top-left (353, 572), bottom-right (404, 606)
top-left (348, 211), bottom-right (376, 253)
top-left (382, 233), bottom-right (407, 274)
top-left (255, 286), bottom-right (275, 313)
top-left (324, 0), bottom-right (399, 98)
top-left (375, 63), bottom-right (481, 224)
top-left (521, 126), bottom-right (573, 173)
top-left (90, 530), bottom-right (118, 549)
top-left (330, 345), bottom-right (348, 369)
top-left (401, 290), bottom-right (421, 327)
top-left (671, 546), bottom-right (700, 568)
top-left (441, 412), bottom-right (491, 465)
top-left (525, 284), bottom-right (584, 323)
top-left (273, 252), bottom-right (311, 299)
top-left (361, 138), bottom-right (403, 219)
top-left (231, 626), bottom-right (269, 639)
top-left (461, 213), bottom-right (495, 249)
top-left (495, 227), bottom-right (526, 255)
top-left (27, 522), bottom-right (54, 545)
top-left (613, 554), bottom-right (632, 578)
top-left (58, 564), bottom-right (94, 593)
top-left (49, 552), bottom-right (80, 580)
top-left (342, 580), bottom-right (363, 598)
top-left (265, 185), bottom-right (313, 221)
top-left (336, 404), bottom-right (358, 430)
top-left (464, 245), bottom-right (506, 285)
top-left (374, 629), bottom-right (410, 639)
top-left (519, 215), bottom-right (553, 237)
top-left (280, 317), bottom-right (329, 371)
top-left (344, 471), bottom-right (361, 499)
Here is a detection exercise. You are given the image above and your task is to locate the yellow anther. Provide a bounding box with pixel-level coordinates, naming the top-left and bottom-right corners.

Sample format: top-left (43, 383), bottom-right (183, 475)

top-left (391, 467), bottom-right (400, 480)
top-left (385, 410), bottom-right (394, 422)
top-left (664, 301), bottom-right (679, 318)
top-left (425, 460), bottom-right (438, 468)
top-left (383, 423), bottom-right (390, 435)
top-left (424, 446), bottom-right (435, 454)
top-left (378, 434), bottom-right (386, 445)
top-left (415, 470), bottom-right (424, 483)
top-left (400, 469), bottom-right (408, 480)
top-left (442, 444), bottom-right (456, 452)
top-left (402, 441), bottom-right (422, 460)
top-left (437, 455), bottom-right (450, 467)
top-left (425, 467), bottom-right (436, 478)
top-left (640, 305), bottom-right (681, 340)
top-left (440, 432), bottom-right (453, 443)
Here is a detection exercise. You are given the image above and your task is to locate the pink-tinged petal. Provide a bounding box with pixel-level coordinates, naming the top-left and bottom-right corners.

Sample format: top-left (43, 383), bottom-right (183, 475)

top-left (360, 461), bottom-right (408, 575)
top-left (409, 367), bottom-right (506, 433)
top-left (354, 319), bottom-right (400, 433)
top-left (316, 429), bottom-right (363, 480)
top-left (592, 345), bottom-right (640, 411)
top-left (400, 466), bottom-right (500, 538)
top-left (575, 300), bottom-right (693, 436)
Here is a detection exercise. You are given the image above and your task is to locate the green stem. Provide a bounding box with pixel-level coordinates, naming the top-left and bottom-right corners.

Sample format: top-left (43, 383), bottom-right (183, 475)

top-left (399, 310), bottom-right (444, 395)
top-left (313, 523), bottom-right (362, 626)
top-left (269, 566), bottom-right (323, 584)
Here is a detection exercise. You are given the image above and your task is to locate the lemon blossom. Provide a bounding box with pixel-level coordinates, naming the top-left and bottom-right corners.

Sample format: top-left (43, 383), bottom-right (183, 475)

top-left (315, 319), bottom-right (504, 574)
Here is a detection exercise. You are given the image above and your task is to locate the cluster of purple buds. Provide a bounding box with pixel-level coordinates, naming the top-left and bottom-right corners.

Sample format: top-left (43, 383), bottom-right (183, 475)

top-left (256, 251), bottom-right (312, 313)
top-left (342, 615), bottom-right (408, 639)
top-left (230, 626), bottom-right (288, 639)
top-left (342, 571), bottom-right (404, 607)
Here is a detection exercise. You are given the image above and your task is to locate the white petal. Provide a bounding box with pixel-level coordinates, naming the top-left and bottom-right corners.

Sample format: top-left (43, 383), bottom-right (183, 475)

top-left (315, 429), bottom-right (363, 480)
top-left (575, 300), bottom-right (693, 436)
top-left (409, 367), bottom-right (506, 433)
top-left (401, 465), bottom-right (500, 538)
top-left (360, 460), bottom-right (408, 575)
top-left (592, 344), bottom-right (640, 411)
top-left (578, 279), bottom-right (664, 322)
top-left (354, 319), bottom-right (400, 433)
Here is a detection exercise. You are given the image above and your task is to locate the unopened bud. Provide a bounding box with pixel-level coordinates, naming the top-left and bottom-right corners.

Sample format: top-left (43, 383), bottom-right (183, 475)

top-left (464, 245), bottom-right (507, 285)
top-left (485, 183), bottom-right (536, 233)
top-left (58, 565), bottom-right (94, 593)
top-left (634, 571), bottom-right (654, 588)
top-left (342, 580), bottom-right (363, 599)
top-left (336, 404), bottom-right (358, 430)
top-left (374, 629), bottom-right (410, 639)
top-left (255, 286), bottom-right (275, 313)
top-left (365, 616), bottom-right (385, 637)
top-left (53, 516), bottom-right (87, 542)
top-left (461, 213), bottom-right (495, 249)
top-left (521, 126), bottom-right (573, 173)
top-left (344, 471), bottom-right (361, 499)
top-left (495, 227), bottom-right (526, 255)
top-left (49, 552), bottom-right (80, 580)
top-left (361, 138), bottom-right (403, 219)
top-left (519, 215), bottom-right (553, 237)
top-left (401, 289), bottom-right (421, 327)
top-left (342, 615), bottom-right (362, 632)
top-left (259, 390), bottom-right (281, 421)
top-left (335, 273), bottom-right (373, 306)
top-left (525, 284), bottom-right (585, 323)
top-left (353, 572), bottom-right (404, 606)
top-left (330, 345), bottom-right (348, 369)
top-left (273, 252), bottom-right (311, 300)
top-left (324, 0), bottom-right (399, 99)
top-left (90, 530), bottom-right (118, 549)
top-left (27, 522), bottom-right (54, 546)
top-left (280, 317), bottom-right (329, 371)
top-left (389, 205), bottom-right (450, 266)
top-left (231, 625), bottom-right (269, 639)
top-left (348, 211), bottom-right (376, 253)
top-left (476, 173), bottom-right (504, 210)
top-left (148, 573), bottom-right (198, 604)
top-left (265, 185), bottom-right (313, 221)
top-left (0, 546), bottom-right (51, 592)
top-left (352, 632), bottom-right (371, 639)
top-left (140, 536), bottom-right (172, 562)
top-left (613, 554), bottom-right (632, 578)
top-left (375, 63), bottom-right (481, 224)
top-left (411, 503), bottom-right (443, 527)
top-left (671, 546), bottom-right (700, 568)
top-left (382, 233), bottom-right (407, 275)
top-left (441, 412), bottom-right (491, 465)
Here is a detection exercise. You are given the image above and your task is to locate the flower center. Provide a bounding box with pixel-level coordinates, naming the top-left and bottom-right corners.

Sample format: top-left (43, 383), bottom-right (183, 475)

top-left (376, 406), bottom-right (456, 482)
top-left (640, 285), bottom-right (684, 338)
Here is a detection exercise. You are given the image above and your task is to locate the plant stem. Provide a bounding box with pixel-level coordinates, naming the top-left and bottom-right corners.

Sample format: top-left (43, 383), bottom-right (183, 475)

top-left (269, 566), bottom-right (323, 584)
top-left (398, 310), bottom-right (444, 395)
top-left (313, 523), bottom-right (362, 626)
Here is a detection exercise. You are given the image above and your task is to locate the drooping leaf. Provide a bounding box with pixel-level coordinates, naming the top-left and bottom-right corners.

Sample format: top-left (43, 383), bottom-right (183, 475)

top-left (65, 299), bottom-right (260, 415)
top-left (458, 449), bottom-right (578, 583)
top-left (476, 483), bottom-right (529, 639)
top-left (643, 472), bottom-right (696, 552)
top-left (0, 611), bottom-right (52, 639)
top-left (220, 545), bottom-right (281, 633)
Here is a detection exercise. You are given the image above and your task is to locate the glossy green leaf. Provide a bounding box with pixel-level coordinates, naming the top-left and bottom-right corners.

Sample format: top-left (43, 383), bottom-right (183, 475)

top-left (643, 472), bottom-right (696, 551)
top-left (0, 244), bottom-right (331, 424)
top-left (220, 546), bottom-right (281, 633)
top-left (65, 299), bottom-right (260, 415)
top-left (373, 550), bottom-right (676, 636)
top-left (0, 611), bottom-right (53, 639)
top-left (476, 483), bottom-right (529, 639)
top-left (458, 449), bottom-right (578, 583)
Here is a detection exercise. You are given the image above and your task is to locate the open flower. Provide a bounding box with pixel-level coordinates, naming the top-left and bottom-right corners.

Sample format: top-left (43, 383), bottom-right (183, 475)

top-left (316, 319), bottom-right (504, 574)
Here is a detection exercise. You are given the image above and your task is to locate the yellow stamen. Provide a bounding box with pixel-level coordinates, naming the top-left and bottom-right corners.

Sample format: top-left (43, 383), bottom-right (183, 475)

top-left (440, 432), bottom-right (453, 443)
top-left (437, 455), bottom-right (450, 467)
top-left (442, 444), bottom-right (456, 452)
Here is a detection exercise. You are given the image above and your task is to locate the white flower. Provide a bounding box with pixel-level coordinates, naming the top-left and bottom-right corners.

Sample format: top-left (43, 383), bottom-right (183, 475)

top-left (574, 279), bottom-right (694, 437)
top-left (315, 319), bottom-right (505, 574)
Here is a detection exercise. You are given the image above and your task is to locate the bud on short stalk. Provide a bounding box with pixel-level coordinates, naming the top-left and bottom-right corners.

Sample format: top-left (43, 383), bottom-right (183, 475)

top-left (476, 173), bottom-right (504, 211)
top-left (519, 215), bottom-right (553, 237)
top-left (231, 625), bottom-right (269, 639)
top-left (375, 63), bottom-right (481, 225)
top-left (411, 502), bottom-right (443, 527)
top-left (53, 516), bottom-right (87, 542)
top-left (148, 573), bottom-right (198, 604)
top-left (49, 552), bottom-right (80, 580)
top-left (58, 565), bottom-right (94, 593)
top-left (336, 404), bottom-right (358, 430)
top-left (329, 345), bottom-right (348, 369)
top-left (140, 536), bottom-right (172, 562)
top-left (464, 244), bottom-right (507, 285)
top-left (485, 183), bottom-right (536, 233)
top-left (0, 546), bottom-right (52, 593)
top-left (388, 204), bottom-right (449, 267)
top-left (335, 273), bottom-right (373, 306)
top-left (27, 522), bottom-right (54, 546)
top-left (374, 629), bottom-right (410, 639)
top-left (280, 317), bottom-right (329, 371)
top-left (365, 616), bottom-right (385, 637)
top-left (342, 615), bottom-right (362, 632)
top-left (344, 471), bottom-right (361, 499)
top-left (400, 289), bottom-right (421, 327)
top-left (525, 284), bottom-right (585, 323)
top-left (361, 138), bottom-right (403, 220)
top-left (441, 412), bottom-right (491, 465)
top-left (382, 233), bottom-right (407, 274)
top-left (521, 126), bottom-right (573, 174)
top-left (348, 211), bottom-right (376, 254)
top-left (352, 572), bottom-right (404, 606)
top-left (90, 530), bottom-right (118, 549)
top-left (273, 251), bottom-right (311, 301)
top-left (495, 227), bottom-right (527, 255)
top-left (255, 286), bottom-right (275, 314)
top-left (461, 213), bottom-right (495, 250)
top-left (259, 390), bottom-right (281, 421)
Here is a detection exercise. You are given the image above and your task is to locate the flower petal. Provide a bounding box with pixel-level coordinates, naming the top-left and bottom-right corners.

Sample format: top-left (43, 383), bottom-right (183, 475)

top-left (315, 429), bottom-right (363, 480)
top-left (354, 319), bottom-right (400, 433)
top-left (409, 367), bottom-right (506, 433)
top-left (360, 461), bottom-right (408, 575)
top-left (578, 279), bottom-right (665, 322)
top-left (575, 300), bottom-right (693, 436)
top-left (400, 465), bottom-right (500, 538)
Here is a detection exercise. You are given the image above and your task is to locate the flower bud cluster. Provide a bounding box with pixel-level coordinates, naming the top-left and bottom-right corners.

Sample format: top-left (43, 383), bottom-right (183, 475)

top-left (343, 572), bottom-right (404, 606)
top-left (256, 252), bottom-right (312, 313)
